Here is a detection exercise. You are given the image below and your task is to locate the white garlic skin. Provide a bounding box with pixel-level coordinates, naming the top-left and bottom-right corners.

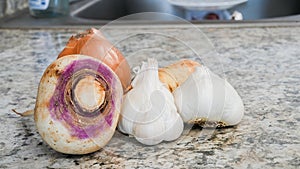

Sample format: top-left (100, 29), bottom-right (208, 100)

top-left (118, 59), bottom-right (184, 145)
top-left (173, 66), bottom-right (244, 126)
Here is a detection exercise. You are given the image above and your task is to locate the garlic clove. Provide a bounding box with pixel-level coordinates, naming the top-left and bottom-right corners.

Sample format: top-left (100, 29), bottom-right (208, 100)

top-left (221, 82), bottom-right (244, 125)
top-left (162, 106), bottom-right (184, 141)
top-left (118, 58), bottom-right (184, 145)
top-left (135, 116), bottom-right (165, 145)
top-left (35, 54), bottom-right (123, 154)
top-left (173, 66), bottom-right (244, 126)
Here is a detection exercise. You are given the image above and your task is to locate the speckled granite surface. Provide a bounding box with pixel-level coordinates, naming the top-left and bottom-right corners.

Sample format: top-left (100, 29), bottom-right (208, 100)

top-left (0, 24), bottom-right (299, 169)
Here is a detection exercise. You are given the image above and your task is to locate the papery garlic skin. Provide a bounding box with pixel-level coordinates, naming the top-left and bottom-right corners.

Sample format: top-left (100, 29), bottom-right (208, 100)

top-left (118, 59), bottom-right (184, 145)
top-left (159, 59), bottom-right (200, 92)
top-left (173, 66), bottom-right (244, 126)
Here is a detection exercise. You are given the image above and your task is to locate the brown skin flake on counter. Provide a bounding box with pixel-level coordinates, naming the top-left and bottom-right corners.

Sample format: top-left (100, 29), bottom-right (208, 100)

top-left (189, 118), bottom-right (228, 128)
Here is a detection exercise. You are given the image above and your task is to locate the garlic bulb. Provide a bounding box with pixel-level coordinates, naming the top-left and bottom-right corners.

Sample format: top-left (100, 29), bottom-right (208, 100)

top-left (118, 59), bottom-right (184, 145)
top-left (35, 54), bottom-right (123, 154)
top-left (173, 66), bottom-right (244, 126)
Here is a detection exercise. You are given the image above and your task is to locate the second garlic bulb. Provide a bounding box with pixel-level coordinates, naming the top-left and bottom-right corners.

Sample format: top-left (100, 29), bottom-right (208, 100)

top-left (173, 66), bottom-right (244, 126)
top-left (118, 59), bottom-right (184, 145)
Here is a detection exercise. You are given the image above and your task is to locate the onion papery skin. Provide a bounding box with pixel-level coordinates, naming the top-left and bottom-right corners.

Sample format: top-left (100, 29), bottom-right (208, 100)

top-left (57, 28), bottom-right (131, 91)
top-left (34, 54), bottom-right (123, 154)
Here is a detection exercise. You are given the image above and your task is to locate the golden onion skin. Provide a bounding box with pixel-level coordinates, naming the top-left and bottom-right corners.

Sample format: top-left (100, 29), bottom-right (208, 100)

top-left (58, 28), bottom-right (131, 91)
top-left (34, 55), bottom-right (123, 154)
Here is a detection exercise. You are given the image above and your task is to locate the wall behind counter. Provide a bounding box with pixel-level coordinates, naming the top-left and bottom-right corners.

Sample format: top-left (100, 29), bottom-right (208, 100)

top-left (0, 0), bottom-right (28, 18)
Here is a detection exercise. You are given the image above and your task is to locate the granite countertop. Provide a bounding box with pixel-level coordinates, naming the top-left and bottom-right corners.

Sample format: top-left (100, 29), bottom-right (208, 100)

top-left (0, 23), bottom-right (299, 169)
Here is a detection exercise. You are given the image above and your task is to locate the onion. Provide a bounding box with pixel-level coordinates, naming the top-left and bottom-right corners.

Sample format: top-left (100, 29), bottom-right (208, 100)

top-left (34, 54), bottom-right (123, 154)
top-left (58, 28), bottom-right (131, 91)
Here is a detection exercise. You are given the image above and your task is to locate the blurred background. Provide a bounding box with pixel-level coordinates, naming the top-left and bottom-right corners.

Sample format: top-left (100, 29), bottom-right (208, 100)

top-left (0, 0), bottom-right (300, 27)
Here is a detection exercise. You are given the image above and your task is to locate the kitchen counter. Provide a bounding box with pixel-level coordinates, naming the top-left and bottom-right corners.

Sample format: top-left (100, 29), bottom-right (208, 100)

top-left (0, 23), bottom-right (299, 168)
